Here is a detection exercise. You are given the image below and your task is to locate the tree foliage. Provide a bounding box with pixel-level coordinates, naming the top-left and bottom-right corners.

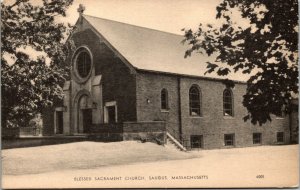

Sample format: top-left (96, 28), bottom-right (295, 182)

top-left (183, 0), bottom-right (298, 125)
top-left (1, 0), bottom-right (74, 128)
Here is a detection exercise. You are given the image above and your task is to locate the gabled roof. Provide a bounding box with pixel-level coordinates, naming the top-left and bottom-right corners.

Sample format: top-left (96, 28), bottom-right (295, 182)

top-left (82, 14), bottom-right (251, 82)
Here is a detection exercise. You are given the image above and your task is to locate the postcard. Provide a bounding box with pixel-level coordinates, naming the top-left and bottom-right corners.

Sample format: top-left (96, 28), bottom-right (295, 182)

top-left (1, 0), bottom-right (299, 189)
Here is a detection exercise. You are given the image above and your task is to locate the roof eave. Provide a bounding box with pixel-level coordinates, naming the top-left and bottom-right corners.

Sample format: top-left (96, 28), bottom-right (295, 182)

top-left (136, 68), bottom-right (247, 84)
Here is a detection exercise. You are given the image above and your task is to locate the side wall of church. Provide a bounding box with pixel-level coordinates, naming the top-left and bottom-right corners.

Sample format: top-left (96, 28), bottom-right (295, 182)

top-left (136, 71), bottom-right (291, 149)
top-left (136, 71), bottom-right (181, 139)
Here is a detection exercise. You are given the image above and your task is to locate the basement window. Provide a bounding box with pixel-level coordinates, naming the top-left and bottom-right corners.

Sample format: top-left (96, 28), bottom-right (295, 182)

top-left (224, 134), bottom-right (235, 146)
top-left (277, 132), bottom-right (284, 143)
top-left (253, 133), bottom-right (262, 144)
top-left (190, 135), bottom-right (203, 148)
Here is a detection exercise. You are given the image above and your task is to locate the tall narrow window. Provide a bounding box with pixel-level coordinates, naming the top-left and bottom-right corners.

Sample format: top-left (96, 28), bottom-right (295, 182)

top-left (76, 51), bottom-right (91, 78)
top-left (223, 89), bottom-right (233, 116)
top-left (189, 85), bottom-right (201, 116)
top-left (161, 89), bottom-right (168, 110)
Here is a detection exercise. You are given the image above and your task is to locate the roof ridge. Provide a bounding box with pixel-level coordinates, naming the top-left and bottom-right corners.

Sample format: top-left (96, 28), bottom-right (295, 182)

top-left (83, 14), bottom-right (183, 37)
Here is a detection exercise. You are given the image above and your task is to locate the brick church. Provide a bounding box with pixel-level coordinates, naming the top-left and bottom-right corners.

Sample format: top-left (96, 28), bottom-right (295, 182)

top-left (42, 11), bottom-right (298, 150)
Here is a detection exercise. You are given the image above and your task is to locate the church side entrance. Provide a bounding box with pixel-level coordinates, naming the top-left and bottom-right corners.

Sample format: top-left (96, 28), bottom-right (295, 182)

top-left (55, 111), bottom-right (64, 134)
top-left (104, 101), bottom-right (117, 124)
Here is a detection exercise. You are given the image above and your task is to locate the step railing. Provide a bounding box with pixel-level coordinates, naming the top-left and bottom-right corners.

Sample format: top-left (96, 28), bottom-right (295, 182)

top-left (166, 127), bottom-right (190, 150)
top-left (166, 132), bottom-right (187, 151)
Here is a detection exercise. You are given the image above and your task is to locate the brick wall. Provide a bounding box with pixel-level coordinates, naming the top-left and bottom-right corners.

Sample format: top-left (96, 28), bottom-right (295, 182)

top-left (100, 55), bottom-right (137, 122)
top-left (136, 72), bottom-right (181, 139)
top-left (123, 121), bottom-right (166, 144)
top-left (123, 121), bottom-right (166, 133)
top-left (90, 121), bottom-right (166, 144)
top-left (136, 71), bottom-right (291, 149)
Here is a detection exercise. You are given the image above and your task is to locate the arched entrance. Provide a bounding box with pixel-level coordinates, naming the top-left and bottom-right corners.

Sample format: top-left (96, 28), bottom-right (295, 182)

top-left (73, 90), bottom-right (93, 134)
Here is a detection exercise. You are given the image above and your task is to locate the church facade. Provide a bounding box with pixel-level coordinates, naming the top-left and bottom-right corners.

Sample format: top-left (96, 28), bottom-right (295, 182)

top-left (42, 14), bottom-right (298, 150)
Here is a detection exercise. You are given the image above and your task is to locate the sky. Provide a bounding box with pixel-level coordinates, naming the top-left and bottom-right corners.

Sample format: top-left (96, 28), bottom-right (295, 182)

top-left (3, 0), bottom-right (225, 65)
top-left (59, 0), bottom-right (224, 35)
top-left (3, 0), bottom-right (249, 67)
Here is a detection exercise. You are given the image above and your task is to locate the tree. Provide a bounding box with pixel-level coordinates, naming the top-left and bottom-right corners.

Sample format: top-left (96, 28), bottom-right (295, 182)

top-left (1, 0), bottom-right (74, 128)
top-left (183, 0), bottom-right (298, 125)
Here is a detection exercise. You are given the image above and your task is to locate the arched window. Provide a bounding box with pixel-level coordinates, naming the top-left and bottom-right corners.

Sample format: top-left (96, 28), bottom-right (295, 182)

top-left (189, 85), bottom-right (201, 116)
top-left (76, 50), bottom-right (92, 78)
top-left (161, 89), bottom-right (168, 110)
top-left (223, 89), bottom-right (233, 116)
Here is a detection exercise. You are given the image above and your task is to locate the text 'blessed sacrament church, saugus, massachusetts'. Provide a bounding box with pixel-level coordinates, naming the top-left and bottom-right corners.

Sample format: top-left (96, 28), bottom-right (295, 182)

top-left (42, 7), bottom-right (298, 150)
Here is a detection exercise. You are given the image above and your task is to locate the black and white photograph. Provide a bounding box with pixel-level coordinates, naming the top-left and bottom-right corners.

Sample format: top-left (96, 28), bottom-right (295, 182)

top-left (1, 0), bottom-right (299, 188)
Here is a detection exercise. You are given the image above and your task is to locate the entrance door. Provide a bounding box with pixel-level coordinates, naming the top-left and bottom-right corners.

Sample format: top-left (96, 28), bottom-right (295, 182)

top-left (56, 111), bottom-right (63, 134)
top-left (82, 109), bottom-right (92, 133)
top-left (107, 106), bottom-right (116, 123)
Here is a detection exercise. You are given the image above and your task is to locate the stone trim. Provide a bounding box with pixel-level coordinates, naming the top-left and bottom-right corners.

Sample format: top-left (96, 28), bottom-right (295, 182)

top-left (71, 46), bottom-right (94, 84)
